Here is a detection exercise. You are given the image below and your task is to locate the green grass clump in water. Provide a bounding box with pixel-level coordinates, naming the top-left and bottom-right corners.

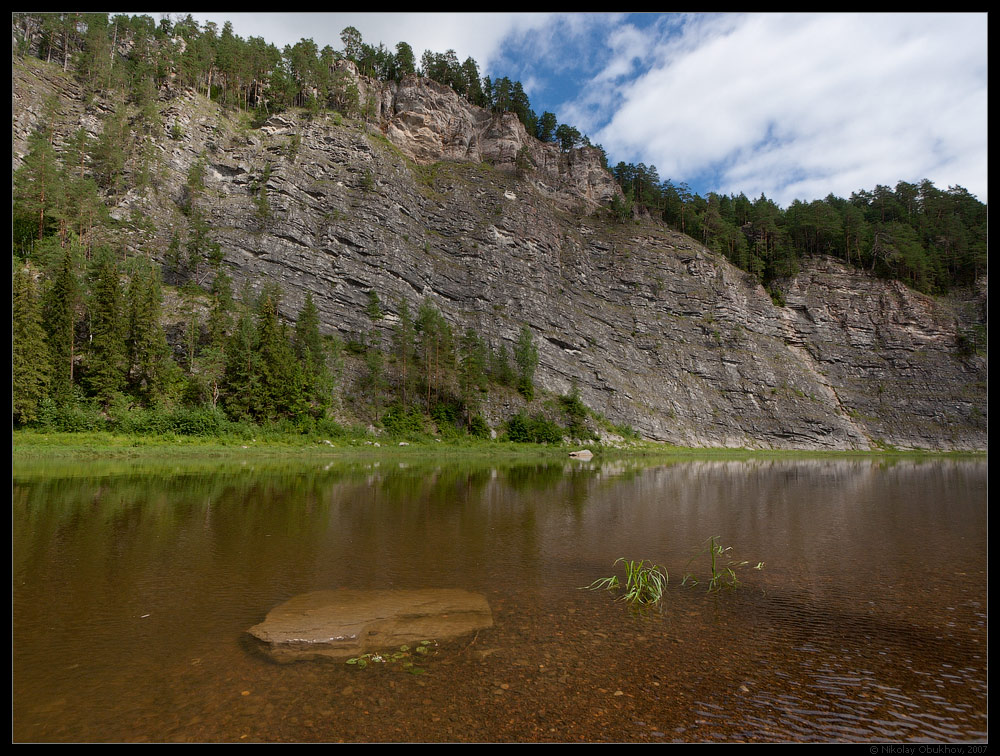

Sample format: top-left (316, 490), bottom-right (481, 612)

top-left (682, 535), bottom-right (764, 592)
top-left (583, 558), bottom-right (668, 607)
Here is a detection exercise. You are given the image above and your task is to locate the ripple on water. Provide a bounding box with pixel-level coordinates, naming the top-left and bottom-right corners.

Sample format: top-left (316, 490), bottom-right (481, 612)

top-left (695, 586), bottom-right (989, 742)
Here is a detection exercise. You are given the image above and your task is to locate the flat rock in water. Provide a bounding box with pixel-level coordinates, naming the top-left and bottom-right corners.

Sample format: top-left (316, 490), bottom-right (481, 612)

top-left (247, 589), bottom-right (493, 663)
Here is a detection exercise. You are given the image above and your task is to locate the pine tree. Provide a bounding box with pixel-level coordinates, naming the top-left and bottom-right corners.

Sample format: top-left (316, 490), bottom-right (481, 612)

top-left (366, 289), bottom-right (383, 322)
top-left (207, 270), bottom-right (234, 346)
top-left (293, 292), bottom-right (324, 368)
top-left (12, 265), bottom-right (51, 424)
top-left (459, 328), bottom-right (488, 428)
top-left (514, 324), bottom-right (538, 401)
top-left (255, 284), bottom-right (305, 421)
top-left (187, 273), bottom-right (232, 411)
top-left (363, 288), bottom-right (388, 419)
top-left (221, 310), bottom-right (259, 421)
top-left (13, 127), bottom-right (62, 243)
top-left (126, 259), bottom-right (171, 403)
top-left (391, 299), bottom-right (416, 410)
top-left (185, 208), bottom-right (221, 284)
top-left (92, 104), bottom-right (132, 200)
top-left (294, 292), bottom-right (332, 413)
top-left (489, 343), bottom-right (515, 387)
top-left (43, 246), bottom-right (81, 403)
top-left (394, 41), bottom-right (416, 77)
top-left (536, 111), bottom-right (558, 143)
top-left (85, 248), bottom-right (128, 404)
top-left (417, 298), bottom-right (454, 409)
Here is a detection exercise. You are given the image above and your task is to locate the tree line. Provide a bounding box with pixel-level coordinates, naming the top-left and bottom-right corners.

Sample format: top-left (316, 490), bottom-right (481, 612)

top-left (12, 13), bottom-right (604, 159)
top-left (10, 17), bottom-right (564, 440)
top-left (13, 239), bottom-right (550, 439)
top-left (13, 12), bottom-right (984, 435)
top-left (609, 165), bottom-right (986, 297)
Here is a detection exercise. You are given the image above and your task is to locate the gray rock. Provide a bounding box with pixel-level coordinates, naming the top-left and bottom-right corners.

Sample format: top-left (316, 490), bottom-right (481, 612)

top-left (247, 589), bottom-right (493, 663)
top-left (11, 58), bottom-right (986, 451)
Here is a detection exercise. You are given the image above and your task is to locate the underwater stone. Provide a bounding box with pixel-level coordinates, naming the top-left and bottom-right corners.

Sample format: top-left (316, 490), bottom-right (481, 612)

top-left (247, 589), bottom-right (493, 663)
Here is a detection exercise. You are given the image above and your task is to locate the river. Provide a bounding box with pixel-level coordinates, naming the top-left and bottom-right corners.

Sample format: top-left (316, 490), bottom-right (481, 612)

top-left (12, 454), bottom-right (987, 742)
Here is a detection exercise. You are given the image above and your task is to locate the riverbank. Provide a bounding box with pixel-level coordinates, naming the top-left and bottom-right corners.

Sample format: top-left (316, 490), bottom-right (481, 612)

top-left (12, 429), bottom-right (984, 463)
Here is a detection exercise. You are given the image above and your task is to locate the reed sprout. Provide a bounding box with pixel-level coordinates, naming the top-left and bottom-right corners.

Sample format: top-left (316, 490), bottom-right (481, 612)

top-left (682, 535), bottom-right (762, 592)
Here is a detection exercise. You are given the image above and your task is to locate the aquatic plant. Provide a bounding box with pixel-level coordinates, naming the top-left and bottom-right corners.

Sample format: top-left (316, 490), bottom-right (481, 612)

top-left (682, 536), bottom-right (763, 592)
top-left (583, 557), bottom-right (668, 607)
top-left (346, 640), bottom-right (436, 674)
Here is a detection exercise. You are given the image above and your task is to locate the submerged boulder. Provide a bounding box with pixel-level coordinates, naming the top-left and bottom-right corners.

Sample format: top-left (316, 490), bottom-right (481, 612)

top-left (247, 589), bottom-right (493, 663)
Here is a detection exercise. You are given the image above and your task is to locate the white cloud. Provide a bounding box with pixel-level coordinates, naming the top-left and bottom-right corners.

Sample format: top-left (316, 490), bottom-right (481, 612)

top-left (184, 12), bottom-right (987, 206)
top-left (584, 13), bottom-right (987, 205)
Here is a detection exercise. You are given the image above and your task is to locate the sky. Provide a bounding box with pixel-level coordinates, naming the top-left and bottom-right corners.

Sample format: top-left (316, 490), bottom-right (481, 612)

top-left (185, 12), bottom-right (988, 208)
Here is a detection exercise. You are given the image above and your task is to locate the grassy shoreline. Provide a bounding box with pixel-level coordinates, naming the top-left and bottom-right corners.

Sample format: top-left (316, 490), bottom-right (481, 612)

top-left (12, 429), bottom-right (986, 462)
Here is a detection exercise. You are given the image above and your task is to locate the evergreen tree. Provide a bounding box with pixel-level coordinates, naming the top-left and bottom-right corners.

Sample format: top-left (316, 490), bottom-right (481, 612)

top-left (194, 270), bottom-right (234, 410)
top-left (391, 299), bottom-right (416, 410)
top-left (294, 292), bottom-right (333, 413)
top-left (185, 207), bottom-right (222, 285)
top-left (92, 103), bottom-right (133, 200)
top-left (86, 248), bottom-right (128, 405)
top-left (458, 328), bottom-right (488, 428)
top-left (12, 265), bottom-right (51, 424)
top-left (77, 12), bottom-right (113, 94)
top-left (221, 309), bottom-right (259, 420)
top-left (555, 123), bottom-right (582, 151)
top-left (125, 258), bottom-right (171, 403)
top-left (560, 379), bottom-right (590, 440)
top-left (489, 342), bottom-right (515, 387)
top-left (394, 41), bottom-right (416, 77)
top-left (207, 269), bottom-right (234, 348)
top-left (340, 26), bottom-right (364, 62)
top-left (513, 324), bottom-right (539, 401)
top-left (255, 284), bottom-right (305, 421)
top-left (293, 292), bottom-right (324, 368)
top-left (417, 298), bottom-right (454, 409)
top-left (60, 170), bottom-right (105, 254)
top-left (461, 57), bottom-right (484, 106)
top-left (362, 288), bottom-right (388, 420)
top-left (536, 111), bottom-right (558, 143)
top-left (43, 246), bottom-right (81, 403)
top-left (366, 289), bottom-right (383, 323)
top-left (13, 127), bottom-right (62, 243)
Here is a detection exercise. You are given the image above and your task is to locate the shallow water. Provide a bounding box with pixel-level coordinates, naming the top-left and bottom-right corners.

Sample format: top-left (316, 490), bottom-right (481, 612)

top-left (12, 455), bottom-right (987, 742)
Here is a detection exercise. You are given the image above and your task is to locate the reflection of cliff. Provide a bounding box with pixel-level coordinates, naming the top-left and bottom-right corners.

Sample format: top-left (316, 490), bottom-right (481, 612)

top-left (12, 59), bottom-right (986, 449)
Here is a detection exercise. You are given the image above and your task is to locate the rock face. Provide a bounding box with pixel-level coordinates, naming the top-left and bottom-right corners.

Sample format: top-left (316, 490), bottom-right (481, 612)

top-left (247, 589), bottom-right (494, 663)
top-left (11, 57), bottom-right (988, 450)
top-left (381, 72), bottom-right (619, 212)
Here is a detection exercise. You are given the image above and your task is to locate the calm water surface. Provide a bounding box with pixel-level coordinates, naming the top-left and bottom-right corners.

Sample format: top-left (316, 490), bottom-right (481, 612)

top-left (12, 455), bottom-right (987, 742)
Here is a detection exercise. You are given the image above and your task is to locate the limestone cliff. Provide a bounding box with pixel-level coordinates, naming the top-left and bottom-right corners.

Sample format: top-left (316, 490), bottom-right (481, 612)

top-left (12, 57), bottom-right (987, 449)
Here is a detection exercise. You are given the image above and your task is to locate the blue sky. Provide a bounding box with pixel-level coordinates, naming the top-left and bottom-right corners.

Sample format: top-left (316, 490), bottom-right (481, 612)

top-left (188, 12), bottom-right (988, 207)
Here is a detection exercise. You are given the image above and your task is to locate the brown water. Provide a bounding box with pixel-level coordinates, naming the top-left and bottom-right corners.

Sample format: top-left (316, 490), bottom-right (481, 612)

top-left (12, 455), bottom-right (987, 742)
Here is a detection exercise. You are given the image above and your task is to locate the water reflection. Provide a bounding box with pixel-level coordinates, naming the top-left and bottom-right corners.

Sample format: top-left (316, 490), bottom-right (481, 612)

top-left (13, 455), bottom-right (986, 742)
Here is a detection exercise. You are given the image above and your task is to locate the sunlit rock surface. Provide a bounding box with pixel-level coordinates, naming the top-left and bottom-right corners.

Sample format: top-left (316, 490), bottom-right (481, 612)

top-left (248, 589), bottom-right (493, 663)
top-left (12, 57), bottom-right (987, 450)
